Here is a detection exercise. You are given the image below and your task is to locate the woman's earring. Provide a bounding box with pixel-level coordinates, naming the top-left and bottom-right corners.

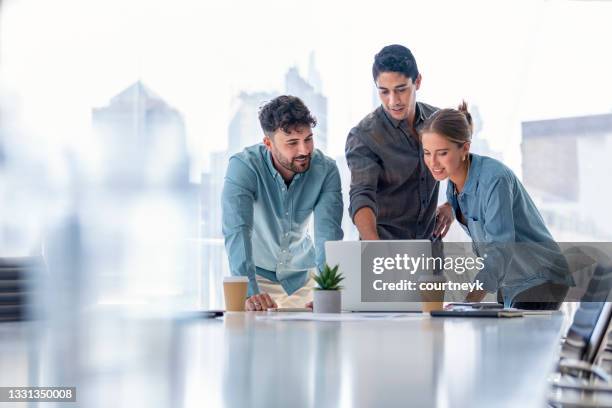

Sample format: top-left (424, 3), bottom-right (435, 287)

top-left (462, 156), bottom-right (466, 162)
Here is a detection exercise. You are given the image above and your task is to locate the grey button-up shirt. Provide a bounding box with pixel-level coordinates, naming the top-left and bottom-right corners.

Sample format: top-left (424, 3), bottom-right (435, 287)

top-left (345, 102), bottom-right (439, 239)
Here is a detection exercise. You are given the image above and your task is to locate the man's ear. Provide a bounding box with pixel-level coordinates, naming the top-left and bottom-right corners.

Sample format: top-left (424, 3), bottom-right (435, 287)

top-left (263, 135), bottom-right (272, 151)
top-left (415, 74), bottom-right (422, 91)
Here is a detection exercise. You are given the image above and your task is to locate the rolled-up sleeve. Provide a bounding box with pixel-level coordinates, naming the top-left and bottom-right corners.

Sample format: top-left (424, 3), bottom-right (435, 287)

top-left (345, 128), bottom-right (382, 221)
top-left (474, 176), bottom-right (516, 292)
top-left (221, 157), bottom-right (259, 296)
top-left (313, 163), bottom-right (344, 273)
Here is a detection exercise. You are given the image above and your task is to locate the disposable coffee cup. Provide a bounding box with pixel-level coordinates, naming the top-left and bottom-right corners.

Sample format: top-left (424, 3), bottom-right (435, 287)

top-left (418, 275), bottom-right (446, 313)
top-left (223, 276), bottom-right (249, 312)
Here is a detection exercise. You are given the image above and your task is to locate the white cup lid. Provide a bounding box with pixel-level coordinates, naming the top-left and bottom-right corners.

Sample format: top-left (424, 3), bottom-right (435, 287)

top-left (223, 276), bottom-right (249, 283)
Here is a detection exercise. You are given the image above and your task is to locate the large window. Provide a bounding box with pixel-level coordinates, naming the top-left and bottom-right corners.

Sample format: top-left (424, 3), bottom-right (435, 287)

top-left (1, 0), bottom-right (611, 310)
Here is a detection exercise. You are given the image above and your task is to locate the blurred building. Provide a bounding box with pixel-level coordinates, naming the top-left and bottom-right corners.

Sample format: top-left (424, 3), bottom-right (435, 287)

top-left (522, 113), bottom-right (612, 240)
top-left (92, 81), bottom-right (200, 306)
top-left (227, 91), bottom-right (277, 156)
top-left (92, 81), bottom-right (190, 188)
top-left (285, 56), bottom-right (328, 153)
top-left (468, 104), bottom-right (502, 161)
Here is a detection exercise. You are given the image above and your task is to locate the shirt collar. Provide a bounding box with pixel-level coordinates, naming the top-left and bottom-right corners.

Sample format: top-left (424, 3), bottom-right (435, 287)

top-left (415, 102), bottom-right (425, 124)
top-left (264, 148), bottom-right (280, 179)
top-left (460, 153), bottom-right (482, 195)
top-left (380, 102), bottom-right (425, 129)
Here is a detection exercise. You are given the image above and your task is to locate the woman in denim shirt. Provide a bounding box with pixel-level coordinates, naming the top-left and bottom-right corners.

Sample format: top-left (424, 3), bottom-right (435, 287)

top-left (420, 102), bottom-right (573, 310)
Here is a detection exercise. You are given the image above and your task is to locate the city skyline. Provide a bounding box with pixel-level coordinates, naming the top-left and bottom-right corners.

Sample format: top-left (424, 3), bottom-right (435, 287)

top-left (2, 0), bottom-right (612, 182)
top-left (2, 50), bottom-right (608, 310)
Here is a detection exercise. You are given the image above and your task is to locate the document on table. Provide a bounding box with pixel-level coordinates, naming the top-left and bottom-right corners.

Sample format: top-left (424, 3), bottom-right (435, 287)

top-left (255, 312), bottom-right (424, 322)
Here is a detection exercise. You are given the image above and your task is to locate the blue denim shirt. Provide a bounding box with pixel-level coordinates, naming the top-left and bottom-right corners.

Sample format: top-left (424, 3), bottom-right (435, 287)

top-left (447, 154), bottom-right (573, 303)
top-left (222, 144), bottom-right (344, 297)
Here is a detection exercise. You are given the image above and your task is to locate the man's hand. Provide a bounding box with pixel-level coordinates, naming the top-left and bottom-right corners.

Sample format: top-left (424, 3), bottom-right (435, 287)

top-left (465, 289), bottom-right (487, 303)
top-left (245, 293), bottom-right (277, 311)
top-left (434, 202), bottom-right (454, 239)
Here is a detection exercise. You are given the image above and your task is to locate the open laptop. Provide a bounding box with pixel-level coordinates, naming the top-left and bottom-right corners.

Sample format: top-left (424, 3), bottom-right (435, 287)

top-left (325, 240), bottom-right (432, 312)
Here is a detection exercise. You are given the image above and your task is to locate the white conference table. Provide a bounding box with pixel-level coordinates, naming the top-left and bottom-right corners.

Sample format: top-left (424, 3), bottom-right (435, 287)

top-left (178, 311), bottom-right (566, 408)
top-left (0, 310), bottom-right (566, 408)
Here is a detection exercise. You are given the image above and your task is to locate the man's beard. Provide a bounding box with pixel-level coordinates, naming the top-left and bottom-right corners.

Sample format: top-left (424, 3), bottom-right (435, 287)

top-left (276, 152), bottom-right (311, 174)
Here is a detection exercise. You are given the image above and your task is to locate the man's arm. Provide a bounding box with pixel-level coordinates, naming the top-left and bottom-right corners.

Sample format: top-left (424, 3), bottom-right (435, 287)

top-left (345, 129), bottom-right (382, 240)
top-left (221, 157), bottom-right (259, 297)
top-left (313, 163), bottom-right (344, 273)
top-left (353, 207), bottom-right (379, 240)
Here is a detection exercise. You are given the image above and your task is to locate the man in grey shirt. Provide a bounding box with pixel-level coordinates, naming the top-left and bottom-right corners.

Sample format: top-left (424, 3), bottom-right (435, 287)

top-left (346, 44), bottom-right (453, 240)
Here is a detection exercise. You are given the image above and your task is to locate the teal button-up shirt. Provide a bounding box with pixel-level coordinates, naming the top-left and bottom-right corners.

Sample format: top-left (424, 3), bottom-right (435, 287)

top-left (222, 144), bottom-right (344, 297)
top-left (447, 153), bottom-right (573, 303)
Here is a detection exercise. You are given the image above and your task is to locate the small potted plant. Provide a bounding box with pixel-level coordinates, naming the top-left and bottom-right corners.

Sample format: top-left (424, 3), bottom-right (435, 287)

top-left (313, 264), bottom-right (344, 313)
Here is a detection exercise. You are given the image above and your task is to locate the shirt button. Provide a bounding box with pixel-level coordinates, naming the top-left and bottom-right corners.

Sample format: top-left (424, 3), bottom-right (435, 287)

top-left (421, 177), bottom-right (425, 181)
top-left (285, 212), bottom-right (289, 216)
top-left (285, 233), bottom-right (289, 237)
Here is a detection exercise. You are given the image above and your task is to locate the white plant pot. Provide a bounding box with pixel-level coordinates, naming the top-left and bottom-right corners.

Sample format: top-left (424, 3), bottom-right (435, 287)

top-left (313, 290), bottom-right (341, 313)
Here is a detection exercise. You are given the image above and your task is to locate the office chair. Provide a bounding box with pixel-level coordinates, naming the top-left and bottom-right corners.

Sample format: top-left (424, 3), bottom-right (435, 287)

top-left (0, 256), bottom-right (44, 322)
top-left (548, 264), bottom-right (612, 407)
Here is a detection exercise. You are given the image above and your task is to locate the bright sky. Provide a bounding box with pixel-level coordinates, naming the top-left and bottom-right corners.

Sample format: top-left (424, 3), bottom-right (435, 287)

top-left (1, 0), bottom-right (612, 176)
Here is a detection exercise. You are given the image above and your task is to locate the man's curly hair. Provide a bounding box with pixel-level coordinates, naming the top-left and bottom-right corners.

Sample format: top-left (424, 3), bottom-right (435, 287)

top-left (258, 95), bottom-right (317, 137)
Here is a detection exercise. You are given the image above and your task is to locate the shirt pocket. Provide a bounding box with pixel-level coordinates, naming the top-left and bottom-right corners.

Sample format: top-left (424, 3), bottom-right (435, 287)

top-left (467, 217), bottom-right (487, 243)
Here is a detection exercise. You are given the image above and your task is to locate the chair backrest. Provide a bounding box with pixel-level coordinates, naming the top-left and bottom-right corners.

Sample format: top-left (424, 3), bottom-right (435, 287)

top-left (561, 264), bottom-right (612, 362)
top-left (584, 301), bottom-right (612, 364)
top-left (0, 256), bottom-right (44, 322)
top-left (562, 301), bottom-right (610, 361)
top-left (582, 263), bottom-right (612, 303)
top-left (549, 264), bottom-right (612, 406)
top-left (587, 265), bottom-right (612, 371)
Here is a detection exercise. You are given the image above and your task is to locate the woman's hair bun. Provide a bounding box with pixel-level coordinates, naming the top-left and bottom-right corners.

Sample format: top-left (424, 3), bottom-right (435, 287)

top-left (458, 100), bottom-right (473, 135)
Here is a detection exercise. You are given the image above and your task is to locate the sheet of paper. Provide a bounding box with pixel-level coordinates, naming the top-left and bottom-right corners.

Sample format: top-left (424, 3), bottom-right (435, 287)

top-left (520, 310), bottom-right (554, 316)
top-left (255, 312), bottom-right (425, 322)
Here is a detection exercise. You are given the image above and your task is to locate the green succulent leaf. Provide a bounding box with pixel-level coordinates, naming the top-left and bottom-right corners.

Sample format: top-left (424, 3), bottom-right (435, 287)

top-left (314, 263), bottom-right (344, 290)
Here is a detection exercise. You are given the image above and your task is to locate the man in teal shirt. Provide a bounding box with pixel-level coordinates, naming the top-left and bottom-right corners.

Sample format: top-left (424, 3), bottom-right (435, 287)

top-left (222, 95), bottom-right (344, 311)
